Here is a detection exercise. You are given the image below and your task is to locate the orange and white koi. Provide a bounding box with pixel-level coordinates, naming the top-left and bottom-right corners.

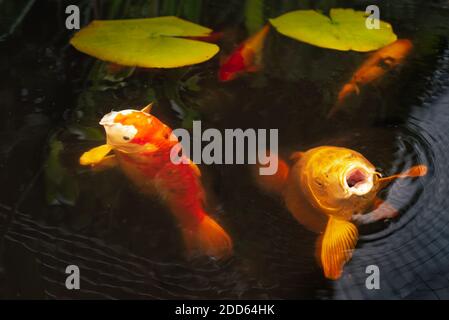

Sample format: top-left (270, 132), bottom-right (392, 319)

top-left (255, 146), bottom-right (427, 279)
top-left (218, 24), bottom-right (270, 82)
top-left (80, 104), bottom-right (233, 260)
top-left (329, 39), bottom-right (413, 117)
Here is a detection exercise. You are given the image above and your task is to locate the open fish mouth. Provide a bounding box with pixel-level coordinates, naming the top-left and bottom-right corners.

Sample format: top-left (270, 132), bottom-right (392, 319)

top-left (344, 167), bottom-right (374, 196)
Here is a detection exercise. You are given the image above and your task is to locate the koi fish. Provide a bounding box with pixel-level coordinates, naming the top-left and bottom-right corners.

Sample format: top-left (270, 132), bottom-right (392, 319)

top-left (328, 39), bottom-right (413, 117)
top-left (79, 104), bottom-right (233, 260)
top-left (218, 24), bottom-right (270, 82)
top-left (255, 146), bottom-right (427, 279)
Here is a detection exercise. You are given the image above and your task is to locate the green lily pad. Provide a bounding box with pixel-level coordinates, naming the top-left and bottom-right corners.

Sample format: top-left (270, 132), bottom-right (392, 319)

top-left (269, 9), bottom-right (397, 52)
top-left (70, 16), bottom-right (219, 68)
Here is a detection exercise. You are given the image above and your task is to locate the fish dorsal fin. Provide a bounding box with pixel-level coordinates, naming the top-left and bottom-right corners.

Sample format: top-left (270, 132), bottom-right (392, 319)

top-left (141, 102), bottom-right (154, 114)
top-left (79, 144), bottom-right (113, 166)
top-left (319, 217), bottom-right (358, 280)
top-left (378, 164), bottom-right (428, 189)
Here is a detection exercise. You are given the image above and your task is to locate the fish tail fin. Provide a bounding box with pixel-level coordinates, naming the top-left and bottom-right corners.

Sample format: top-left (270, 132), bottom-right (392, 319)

top-left (245, 24), bottom-right (270, 70)
top-left (318, 217), bottom-right (358, 280)
top-left (182, 215), bottom-right (233, 260)
top-left (253, 154), bottom-right (289, 196)
top-left (247, 24), bottom-right (270, 52)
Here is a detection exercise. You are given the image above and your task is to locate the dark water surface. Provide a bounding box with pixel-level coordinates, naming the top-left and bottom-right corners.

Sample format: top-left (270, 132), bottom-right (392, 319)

top-left (0, 0), bottom-right (448, 299)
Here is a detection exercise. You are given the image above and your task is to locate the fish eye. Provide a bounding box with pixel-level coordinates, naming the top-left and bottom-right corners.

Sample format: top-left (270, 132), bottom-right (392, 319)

top-left (123, 136), bottom-right (130, 141)
top-left (379, 57), bottom-right (395, 69)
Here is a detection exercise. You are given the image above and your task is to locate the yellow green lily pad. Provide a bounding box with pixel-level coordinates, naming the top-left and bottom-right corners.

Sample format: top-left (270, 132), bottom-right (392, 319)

top-left (269, 9), bottom-right (397, 52)
top-left (70, 16), bottom-right (219, 68)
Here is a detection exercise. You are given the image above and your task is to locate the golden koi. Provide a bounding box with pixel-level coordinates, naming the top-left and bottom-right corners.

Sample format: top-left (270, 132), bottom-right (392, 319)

top-left (218, 24), bottom-right (270, 82)
top-left (329, 39), bottom-right (413, 117)
top-left (80, 104), bottom-right (233, 260)
top-left (255, 146), bottom-right (427, 279)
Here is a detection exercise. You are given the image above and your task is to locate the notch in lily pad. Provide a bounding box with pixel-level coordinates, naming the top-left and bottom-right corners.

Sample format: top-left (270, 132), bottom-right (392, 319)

top-left (269, 9), bottom-right (397, 52)
top-left (70, 16), bottom-right (220, 68)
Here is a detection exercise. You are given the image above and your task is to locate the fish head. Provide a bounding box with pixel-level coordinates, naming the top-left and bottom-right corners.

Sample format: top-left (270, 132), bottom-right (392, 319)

top-left (99, 108), bottom-right (174, 153)
top-left (300, 146), bottom-right (380, 220)
top-left (376, 39), bottom-right (413, 70)
top-left (389, 39), bottom-right (413, 60)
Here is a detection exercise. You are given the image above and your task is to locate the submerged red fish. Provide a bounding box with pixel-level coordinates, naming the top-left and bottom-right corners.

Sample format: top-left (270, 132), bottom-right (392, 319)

top-left (255, 146), bottom-right (427, 279)
top-left (329, 39), bottom-right (413, 117)
top-left (80, 104), bottom-right (233, 260)
top-left (218, 24), bottom-right (270, 82)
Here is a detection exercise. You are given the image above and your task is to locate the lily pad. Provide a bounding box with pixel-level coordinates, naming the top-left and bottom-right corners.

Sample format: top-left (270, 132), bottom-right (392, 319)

top-left (70, 16), bottom-right (219, 68)
top-left (269, 9), bottom-right (397, 52)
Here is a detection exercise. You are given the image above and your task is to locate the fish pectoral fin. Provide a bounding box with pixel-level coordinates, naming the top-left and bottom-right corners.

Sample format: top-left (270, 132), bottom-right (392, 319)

top-left (79, 144), bottom-right (113, 166)
top-left (354, 84), bottom-right (360, 95)
top-left (91, 155), bottom-right (118, 172)
top-left (319, 217), bottom-right (358, 280)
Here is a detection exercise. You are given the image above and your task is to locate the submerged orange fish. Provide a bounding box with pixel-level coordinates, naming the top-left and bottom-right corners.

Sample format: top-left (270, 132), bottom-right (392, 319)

top-left (329, 39), bottom-right (413, 117)
top-left (255, 146), bottom-right (427, 279)
top-left (218, 24), bottom-right (270, 82)
top-left (80, 104), bottom-right (233, 260)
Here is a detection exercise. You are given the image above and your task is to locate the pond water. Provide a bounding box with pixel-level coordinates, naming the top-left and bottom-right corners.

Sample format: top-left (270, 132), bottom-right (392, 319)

top-left (0, 0), bottom-right (448, 299)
